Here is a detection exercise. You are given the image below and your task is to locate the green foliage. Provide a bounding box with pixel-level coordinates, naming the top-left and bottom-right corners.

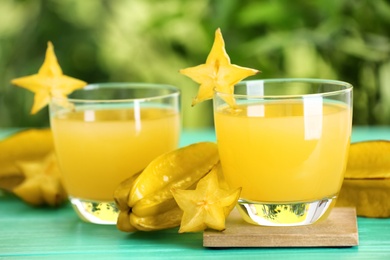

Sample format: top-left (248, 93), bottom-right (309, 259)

top-left (1, 0), bottom-right (389, 127)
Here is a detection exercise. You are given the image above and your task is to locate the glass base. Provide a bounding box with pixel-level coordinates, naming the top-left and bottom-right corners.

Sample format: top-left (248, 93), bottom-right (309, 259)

top-left (237, 196), bottom-right (337, 226)
top-left (70, 197), bottom-right (119, 225)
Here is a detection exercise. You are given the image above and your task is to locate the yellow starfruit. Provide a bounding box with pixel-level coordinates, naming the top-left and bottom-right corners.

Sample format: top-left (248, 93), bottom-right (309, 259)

top-left (0, 129), bottom-right (53, 177)
top-left (11, 41), bottom-right (87, 114)
top-left (344, 140), bottom-right (390, 179)
top-left (180, 28), bottom-right (259, 107)
top-left (13, 153), bottom-right (67, 207)
top-left (336, 140), bottom-right (390, 217)
top-left (171, 167), bottom-right (241, 233)
top-left (0, 129), bottom-right (67, 207)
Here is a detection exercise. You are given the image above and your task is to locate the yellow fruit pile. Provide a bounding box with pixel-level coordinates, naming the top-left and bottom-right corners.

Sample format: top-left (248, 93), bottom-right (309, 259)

top-left (0, 129), bottom-right (67, 206)
top-left (114, 142), bottom-right (241, 233)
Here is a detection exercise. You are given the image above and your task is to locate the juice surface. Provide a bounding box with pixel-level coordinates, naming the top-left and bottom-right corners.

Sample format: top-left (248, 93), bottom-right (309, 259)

top-left (214, 100), bottom-right (351, 202)
top-left (51, 107), bottom-right (180, 201)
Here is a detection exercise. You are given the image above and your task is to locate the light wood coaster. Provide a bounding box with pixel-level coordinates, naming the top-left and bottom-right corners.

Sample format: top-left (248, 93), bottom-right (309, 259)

top-left (203, 207), bottom-right (359, 247)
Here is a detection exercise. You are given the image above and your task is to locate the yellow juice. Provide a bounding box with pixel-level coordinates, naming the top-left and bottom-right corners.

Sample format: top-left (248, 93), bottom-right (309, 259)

top-left (214, 101), bottom-right (351, 203)
top-left (51, 107), bottom-right (180, 201)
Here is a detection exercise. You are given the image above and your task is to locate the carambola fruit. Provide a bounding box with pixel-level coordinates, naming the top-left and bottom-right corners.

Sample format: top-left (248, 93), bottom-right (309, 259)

top-left (336, 140), bottom-right (390, 217)
top-left (0, 129), bottom-right (67, 207)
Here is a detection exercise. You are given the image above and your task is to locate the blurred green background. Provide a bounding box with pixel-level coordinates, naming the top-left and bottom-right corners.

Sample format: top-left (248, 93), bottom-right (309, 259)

top-left (1, 0), bottom-right (390, 128)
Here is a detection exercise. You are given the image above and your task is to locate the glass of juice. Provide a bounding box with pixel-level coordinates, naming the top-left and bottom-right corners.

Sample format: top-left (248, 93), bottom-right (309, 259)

top-left (49, 83), bottom-right (180, 224)
top-left (213, 79), bottom-right (352, 226)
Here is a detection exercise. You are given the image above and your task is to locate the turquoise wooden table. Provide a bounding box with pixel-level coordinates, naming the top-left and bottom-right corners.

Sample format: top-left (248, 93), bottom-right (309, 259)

top-left (1, 127), bottom-right (390, 259)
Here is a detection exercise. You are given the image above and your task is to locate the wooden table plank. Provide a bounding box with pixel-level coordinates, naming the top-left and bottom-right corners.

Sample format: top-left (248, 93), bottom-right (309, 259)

top-left (204, 208), bottom-right (358, 247)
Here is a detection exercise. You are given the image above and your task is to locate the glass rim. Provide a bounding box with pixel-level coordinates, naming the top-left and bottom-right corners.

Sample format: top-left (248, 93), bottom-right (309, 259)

top-left (51, 82), bottom-right (180, 103)
top-left (215, 78), bottom-right (353, 99)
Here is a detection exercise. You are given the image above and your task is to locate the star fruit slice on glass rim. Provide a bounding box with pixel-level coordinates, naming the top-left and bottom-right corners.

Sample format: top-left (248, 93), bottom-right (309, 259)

top-left (179, 28), bottom-right (259, 107)
top-left (11, 41), bottom-right (87, 114)
top-left (171, 167), bottom-right (241, 233)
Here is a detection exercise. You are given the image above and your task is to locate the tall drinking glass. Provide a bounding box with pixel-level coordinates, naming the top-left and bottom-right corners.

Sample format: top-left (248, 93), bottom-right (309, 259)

top-left (50, 83), bottom-right (180, 224)
top-left (213, 79), bottom-right (352, 226)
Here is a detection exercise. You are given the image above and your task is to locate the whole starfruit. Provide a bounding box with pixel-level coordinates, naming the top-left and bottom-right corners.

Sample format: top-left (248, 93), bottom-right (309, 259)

top-left (336, 140), bottom-right (390, 217)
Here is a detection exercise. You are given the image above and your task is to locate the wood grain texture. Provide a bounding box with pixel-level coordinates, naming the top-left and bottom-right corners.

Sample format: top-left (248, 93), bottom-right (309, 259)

top-left (203, 207), bottom-right (359, 248)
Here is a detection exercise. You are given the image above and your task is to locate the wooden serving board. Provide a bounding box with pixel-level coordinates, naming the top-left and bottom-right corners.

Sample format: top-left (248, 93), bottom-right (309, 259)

top-left (203, 207), bottom-right (359, 248)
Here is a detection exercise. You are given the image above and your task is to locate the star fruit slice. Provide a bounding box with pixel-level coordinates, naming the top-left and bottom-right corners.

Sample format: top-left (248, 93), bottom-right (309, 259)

top-left (13, 153), bottom-right (67, 207)
top-left (180, 28), bottom-right (259, 107)
top-left (11, 42), bottom-right (87, 114)
top-left (171, 166), bottom-right (241, 233)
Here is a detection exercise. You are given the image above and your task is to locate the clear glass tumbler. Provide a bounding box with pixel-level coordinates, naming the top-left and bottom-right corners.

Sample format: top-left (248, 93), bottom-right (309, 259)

top-left (50, 83), bottom-right (180, 224)
top-left (213, 78), bottom-right (352, 226)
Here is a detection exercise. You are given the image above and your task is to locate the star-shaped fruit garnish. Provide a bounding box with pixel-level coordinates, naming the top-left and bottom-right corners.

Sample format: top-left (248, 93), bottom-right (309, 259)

top-left (180, 28), bottom-right (259, 107)
top-left (13, 153), bottom-right (67, 207)
top-left (11, 41), bottom-right (87, 114)
top-left (171, 167), bottom-right (241, 233)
